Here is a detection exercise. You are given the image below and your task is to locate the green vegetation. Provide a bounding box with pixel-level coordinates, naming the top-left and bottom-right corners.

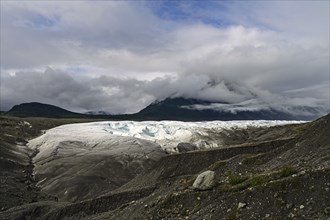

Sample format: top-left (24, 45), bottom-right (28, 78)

top-left (242, 153), bottom-right (265, 165)
top-left (277, 166), bottom-right (298, 178)
top-left (207, 160), bottom-right (228, 171)
top-left (217, 165), bottom-right (300, 193)
top-left (227, 171), bottom-right (248, 185)
top-left (249, 175), bottom-right (269, 186)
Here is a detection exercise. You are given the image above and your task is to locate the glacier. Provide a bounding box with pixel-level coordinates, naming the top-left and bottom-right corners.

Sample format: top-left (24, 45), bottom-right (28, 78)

top-left (28, 120), bottom-right (306, 154)
top-left (27, 120), bottom-right (305, 202)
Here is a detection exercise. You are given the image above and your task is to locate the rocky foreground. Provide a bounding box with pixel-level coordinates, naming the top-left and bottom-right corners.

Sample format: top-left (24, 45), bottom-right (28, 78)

top-left (0, 115), bottom-right (329, 219)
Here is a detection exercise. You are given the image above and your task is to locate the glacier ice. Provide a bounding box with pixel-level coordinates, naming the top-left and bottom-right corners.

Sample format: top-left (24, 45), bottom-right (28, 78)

top-left (28, 120), bottom-right (305, 154)
top-left (26, 120), bottom-right (305, 202)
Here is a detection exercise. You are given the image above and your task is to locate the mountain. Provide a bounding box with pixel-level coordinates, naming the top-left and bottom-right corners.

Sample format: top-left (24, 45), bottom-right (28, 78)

top-left (132, 97), bottom-right (216, 120)
top-left (6, 97), bottom-right (324, 120)
top-left (85, 111), bottom-right (111, 116)
top-left (133, 97), bottom-right (320, 121)
top-left (7, 102), bottom-right (85, 118)
top-left (132, 80), bottom-right (325, 121)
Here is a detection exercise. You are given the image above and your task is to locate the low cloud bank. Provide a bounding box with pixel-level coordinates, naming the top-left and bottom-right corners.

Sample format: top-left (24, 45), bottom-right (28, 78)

top-left (1, 68), bottom-right (328, 117)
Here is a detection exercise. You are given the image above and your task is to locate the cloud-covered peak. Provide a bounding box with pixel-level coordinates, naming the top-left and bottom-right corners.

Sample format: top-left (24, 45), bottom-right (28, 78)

top-left (1, 1), bottom-right (329, 115)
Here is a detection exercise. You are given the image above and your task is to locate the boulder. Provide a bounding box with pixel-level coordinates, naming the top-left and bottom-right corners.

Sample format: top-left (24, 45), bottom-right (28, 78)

top-left (176, 142), bottom-right (198, 153)
top-left (192, 170), bottom-right (215, 190)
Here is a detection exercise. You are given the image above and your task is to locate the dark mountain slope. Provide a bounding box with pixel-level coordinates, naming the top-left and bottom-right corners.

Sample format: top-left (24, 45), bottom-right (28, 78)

top-left (6, 98), bottom-right (324, 120)
top-left (132, 97), bottom-right (314, 121)
top-left (7, 102), bottom-right (86, 118)
top-left (133, 98), bottom-right (217, 121)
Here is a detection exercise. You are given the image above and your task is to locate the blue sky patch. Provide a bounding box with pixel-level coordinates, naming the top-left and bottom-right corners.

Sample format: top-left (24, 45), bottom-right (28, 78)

top-left (25, 13), bottom-right (59, 29)
top-left (146, 1), bottom-right (232, 27)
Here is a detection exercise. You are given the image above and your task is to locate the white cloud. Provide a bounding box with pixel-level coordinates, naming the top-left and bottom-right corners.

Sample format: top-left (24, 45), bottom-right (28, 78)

top-left (0, 1), bottom-right (329, 114)
top-left (219, 1), bottom-right (330, 46)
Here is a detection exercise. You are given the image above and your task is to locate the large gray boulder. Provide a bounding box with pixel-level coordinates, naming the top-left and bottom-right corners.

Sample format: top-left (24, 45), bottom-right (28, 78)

top-left (192, 170), bottom-right (215, 190)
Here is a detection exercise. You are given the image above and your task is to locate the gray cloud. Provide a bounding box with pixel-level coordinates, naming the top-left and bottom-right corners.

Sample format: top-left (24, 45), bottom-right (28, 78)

top-left (1, 68), bottom-right (328, 116)
top-left (1, 68), bottom-right (108, 112)
top-left (0, 1), bottom-right (329, 115)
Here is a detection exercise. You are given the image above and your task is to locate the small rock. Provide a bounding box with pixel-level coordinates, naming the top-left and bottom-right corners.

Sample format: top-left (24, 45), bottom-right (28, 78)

top-left (227, 208), bottom-right (231, 212)
top-left (238, 202), bottom-right (247, 209)
top-left (144, 204), bottom-right (148, 208)
top-left (197, 196), bottom-right (201, 201)
top-left (274, 192), bottom-right (279, 198)
top-left (300, 205), bottom-right (304, 209)
top-left (324, 207), bottom-right (330, 216)
top-left (279, 198), bottom-right (286, 205)
top-left (325, 187), bottom-right (329, 192)
top-left (286, 203), bottom-right (293, 209)
top-left (265, 214), bottom-right (270, 218)
top-left (192, 170), bottom-right (215, 191)
top-left (288, 213), bottom-right (294, 218)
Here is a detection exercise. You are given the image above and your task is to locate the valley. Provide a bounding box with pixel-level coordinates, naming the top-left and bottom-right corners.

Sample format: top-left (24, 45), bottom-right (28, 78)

top-left (0, 115), bottom-right (329, 219)
top-left (1, 1), bottom-right (329, 219)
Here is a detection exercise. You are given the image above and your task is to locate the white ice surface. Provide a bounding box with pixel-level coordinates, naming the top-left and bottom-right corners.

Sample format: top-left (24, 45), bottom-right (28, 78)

top-left (28, 120), bottom-right (305, 154)
top-left (26, 120), bottom-right (306, 201)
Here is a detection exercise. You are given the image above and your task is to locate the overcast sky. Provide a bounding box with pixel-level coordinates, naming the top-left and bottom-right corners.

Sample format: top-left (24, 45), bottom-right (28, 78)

top-left (1, 1), bottom-right (329, 114)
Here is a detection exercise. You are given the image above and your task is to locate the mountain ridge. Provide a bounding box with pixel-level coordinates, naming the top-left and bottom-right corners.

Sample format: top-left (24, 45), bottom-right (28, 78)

top-left (132, 97), bottom-right (321, 121)
top-left (7, 102), bottom-right (86, 118)
top-left (6, 98), bottom-right (325, 121)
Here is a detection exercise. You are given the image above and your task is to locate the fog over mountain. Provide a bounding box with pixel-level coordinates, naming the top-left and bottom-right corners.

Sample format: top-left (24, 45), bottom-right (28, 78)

top-left (1, 1), bottom-right (329, 115)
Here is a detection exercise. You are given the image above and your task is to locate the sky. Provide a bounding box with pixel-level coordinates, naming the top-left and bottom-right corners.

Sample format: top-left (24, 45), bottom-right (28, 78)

top-left (0, 1), bottom-right (329, 114)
